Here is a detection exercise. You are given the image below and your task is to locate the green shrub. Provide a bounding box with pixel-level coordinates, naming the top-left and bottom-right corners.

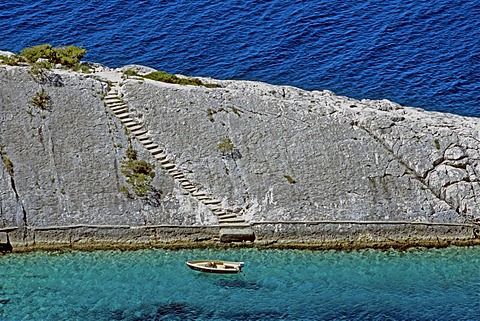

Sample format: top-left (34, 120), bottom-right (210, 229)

top-left (21, 44), bottom-right (54, 63)
top-left (0, 54), bottom-right (26, 66)
top-left (20, 44), bottom-right (86, 69)
top-left (204, 83), bottom-right (222, 88)
top-left (123, 69), bottom-right (138, 77)
top-left (126, 147), bottom-right (137, 160)
top-left (31, 61), bottom-right (53, 74)
top-left (1, 147), bottom-right (14, 177)
top-left (144, 71), bottom-right (221, 88)
top-left (31, 89), bottom-right (51, 110)
top-left (217, 137), bottom-right (235, 154)
top-left (434, 139), bottom-right (440, 150)
top-left (52, 46), bottom-right (86, 67)
top-left (0, 55), bottom-right (13, 65)
top-left (284, 175), bottom-right (296, 184)
top-left (207, 108), bottom-right (216, 122)
top-left (71, 63), bottom-right (91, 74)
top-left (121, 146), bottom-right (155, 197)
top-left (119, 186), bottom-right (130, 195)
top-left (144, 71), bottom-right (198, 85)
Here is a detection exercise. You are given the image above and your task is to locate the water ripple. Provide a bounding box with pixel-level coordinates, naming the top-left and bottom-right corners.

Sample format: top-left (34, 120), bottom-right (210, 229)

top-left (0, 0), bottom-right (479, 116)
top-left (1, 247), bottom-right (479, 320)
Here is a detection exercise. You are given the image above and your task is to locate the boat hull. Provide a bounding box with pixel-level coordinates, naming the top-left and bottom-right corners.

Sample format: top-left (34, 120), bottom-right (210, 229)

top-left (186, 260), bottom-right (244, 274)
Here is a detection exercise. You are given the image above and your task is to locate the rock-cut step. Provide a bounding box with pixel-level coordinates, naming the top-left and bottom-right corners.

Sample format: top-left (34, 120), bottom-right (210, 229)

top-left (121, 118), bottom-right (137, 126)
top-left (104, 97), bottom-right (122, 104)
top-left (202, 199), bottom-right (221, 205)
top-left (116, 112), bottom-right (131, 120)
top-left (137, 136), bottom-right (151, 144)
top-left (132, 128), bottom-right (148, 137)
top-left (218, 220), bottom-right (252, 229)
top-left (219, 217), bottom-right (246, 224)
top-left (143, 142), bottom-right (159, 150)
top-left (127, 124), bottom-right (144, 132)
top-left (109, 103), bottom-right (128, 110)
top-left (151, 148), bottom-right (165, 156)
top-left (111, 108), bottom-right (128, 115)
top-left (161, 163), bottom-right (176, 170)
top-left (108, 102), bottom-right (127, 109)
top-left (217, 212), bottom-right (237, 219)
top-left (104, 95), bottom-right (121, 101)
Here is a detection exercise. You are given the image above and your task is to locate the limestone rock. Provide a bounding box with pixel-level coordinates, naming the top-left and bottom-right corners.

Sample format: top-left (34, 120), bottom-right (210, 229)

top-left (0, 62), bottom-right (479, 244)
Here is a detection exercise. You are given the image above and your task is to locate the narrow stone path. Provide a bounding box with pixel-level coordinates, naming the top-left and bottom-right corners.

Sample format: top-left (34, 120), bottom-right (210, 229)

top-left (97, 73), bottom-right (254, 242)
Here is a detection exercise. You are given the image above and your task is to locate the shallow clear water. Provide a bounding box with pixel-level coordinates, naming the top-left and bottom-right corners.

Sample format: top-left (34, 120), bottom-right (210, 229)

top-left (1, 1), bottom-right (479, 116)
top-left (1, 247), bottom-right (479, 320)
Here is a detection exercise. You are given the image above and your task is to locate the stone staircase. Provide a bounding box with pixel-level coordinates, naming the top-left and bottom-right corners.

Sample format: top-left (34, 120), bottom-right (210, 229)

top-left (103, 82), bottom-right (255, 242)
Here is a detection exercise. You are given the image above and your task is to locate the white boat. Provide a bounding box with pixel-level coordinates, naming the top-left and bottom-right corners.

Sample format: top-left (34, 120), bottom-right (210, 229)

top-left (186, 260), bottom-right (244, 274)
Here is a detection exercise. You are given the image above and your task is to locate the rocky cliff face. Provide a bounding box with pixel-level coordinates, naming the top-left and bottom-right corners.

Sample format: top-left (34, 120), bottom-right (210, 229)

top-left (0, 62), bottom-right (479, 247)
top-left (124, 75), bottom-right (479, 223)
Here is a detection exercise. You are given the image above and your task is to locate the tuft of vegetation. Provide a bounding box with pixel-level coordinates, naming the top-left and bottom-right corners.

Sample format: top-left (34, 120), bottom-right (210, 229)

top-left (121, 146), bottom-right (155, 197)
top-left (0, 147), bottom-right (14, 177)
top-left (126, 147), bottom-right (137, 160)
top-left (31, 89), bottom-right (51, 110)
top-left (434, 139), bottom-right (441, 150)
top-left (229, 106), bottom-right (243, 117)
top-left (20, 44), bottom-right (53, 63)
top-left (0, 54), bottom-right (26, 66)
top-left (204, 82), bottom-right (222, 88)
top-left (284, 175), bottom-right (296, 184)
top-left (119, 186), bottom-right (130, 196)
top-left (143, 71), bottom-right (221, 88)
top-left (123, 69), bottom-right (138, 77)
top-left (71, 63), bottom-right (91, 74)
top-left (20, 44), bottom-right (87, 71)
top-left (30, 61), bottom-right (53, 74)
top-left (217, 137), bottom-right (235, 155)
top-left (207, 106), bottom-right (242, 122)
top-left (207, 108), bottom-right (216, 122)
top-left (53, 46), bottom-right (87, 67)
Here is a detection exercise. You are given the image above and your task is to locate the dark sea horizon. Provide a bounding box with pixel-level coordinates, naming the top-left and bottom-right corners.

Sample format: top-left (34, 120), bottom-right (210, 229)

top-left (1, 0), bottom-right (479, 117)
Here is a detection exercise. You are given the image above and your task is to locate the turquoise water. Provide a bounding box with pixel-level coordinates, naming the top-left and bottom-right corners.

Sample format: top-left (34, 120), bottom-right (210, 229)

top-left (1, 247), bottom-right (479, 320)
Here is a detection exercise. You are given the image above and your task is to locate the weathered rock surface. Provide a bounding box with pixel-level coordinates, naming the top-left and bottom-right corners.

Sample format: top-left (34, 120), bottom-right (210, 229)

top-left (0, 61), bottom-right (479, 248)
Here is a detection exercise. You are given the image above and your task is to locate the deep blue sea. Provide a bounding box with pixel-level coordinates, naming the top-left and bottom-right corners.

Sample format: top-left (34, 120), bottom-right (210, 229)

top-left (1, 0), bottom-right (479, 117)
top-left (1, 247), bottom-right (480, 321)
